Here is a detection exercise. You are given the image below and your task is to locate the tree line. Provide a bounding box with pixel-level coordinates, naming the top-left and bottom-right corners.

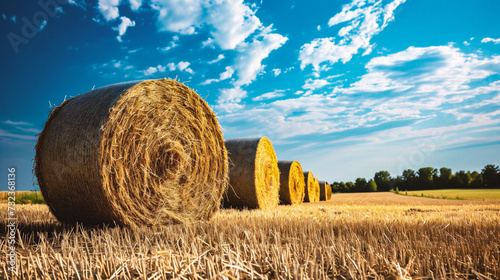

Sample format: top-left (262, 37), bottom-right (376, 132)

top-left (330, 164), bottom-right (500, 193)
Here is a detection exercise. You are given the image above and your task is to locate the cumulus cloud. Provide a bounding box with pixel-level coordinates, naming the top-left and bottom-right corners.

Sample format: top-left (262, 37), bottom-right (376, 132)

top-left (299, 0), bottom-right (406, 72)
top-left (142, 64), bottom-right (166, 75)
top-left (113, 16), bottom-right (136, 42)
top-left (481, 37), bottom-right (500, 44)
top-left (272, 68), bottom-right (281, 76)
top-left (302, 78), bottom-right (330, 90)
top-left (234, 27), bottom-right (288, 86)
top-left (164, 61), bottom-right (194, 74)
top-left (98, 0), bottom-right (120, 21)
top-left (150, 0), bottom-right (260, 49)
top-left (129, 0), bottom-right (143, 10)
top-left (216, 87), bottom-right (247, 112)
top-left (217, 45), bottom-right (500, 149)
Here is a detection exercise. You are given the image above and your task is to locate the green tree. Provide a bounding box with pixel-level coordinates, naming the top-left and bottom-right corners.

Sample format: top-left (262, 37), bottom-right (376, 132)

top-left (346, 181), bottom-right (355, 192)
top-left (402, 169), bottom-right (417, 190)
top-left (470, 172), bottom-right (483, 189)
top-left (456, 171), bottom-right (472, 188)
top-left (374, 171), bottom-right (391, 191)
top-left (437, 167), bottom-right (452, 188)
top-left (418, 167), bottom-right (437, 189)
top-left (355, 178), bottom-right (368, 192)
top-left (482, 164), bottom-right (500, 188)
top-left (368, 180), bottom-right (377, 192)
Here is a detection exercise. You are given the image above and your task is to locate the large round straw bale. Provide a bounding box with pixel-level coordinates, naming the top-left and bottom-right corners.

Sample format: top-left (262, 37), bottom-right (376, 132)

top-left (303, 171), bottom-right (319, 202)
top-left (224, 137), bottom-right (280, 209)
top-left (277, 161), bottom-right (305, 205)
top-left (35, 79), bottom-right (228, 227)
top-left (319, 181), bottom-right (332, 201)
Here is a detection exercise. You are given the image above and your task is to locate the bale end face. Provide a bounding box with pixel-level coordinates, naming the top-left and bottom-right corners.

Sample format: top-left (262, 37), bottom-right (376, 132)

top-left (278, 161), bottom-right (305, 205)
top-left (224, 137), bottom-right (280, 210)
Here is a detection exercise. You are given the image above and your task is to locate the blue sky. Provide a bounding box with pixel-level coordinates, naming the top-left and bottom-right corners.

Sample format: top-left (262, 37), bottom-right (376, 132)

top-left (1, 0), bottom-right (500, 190)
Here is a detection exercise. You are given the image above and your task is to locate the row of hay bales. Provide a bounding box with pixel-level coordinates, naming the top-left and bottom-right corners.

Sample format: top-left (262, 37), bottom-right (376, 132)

top-left (34, 79), bottom-right (331, 227)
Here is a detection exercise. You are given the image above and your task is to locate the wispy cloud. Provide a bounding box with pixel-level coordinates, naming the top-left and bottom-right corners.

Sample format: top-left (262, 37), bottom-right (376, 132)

top-left (481, 37), bottom-right (500, 44)
top-left (201, 66), bottom-right (234, 85)
top-left (299, 0), bottom-right (406, 72)
top-left (252, 90), bottom-right (286, 101)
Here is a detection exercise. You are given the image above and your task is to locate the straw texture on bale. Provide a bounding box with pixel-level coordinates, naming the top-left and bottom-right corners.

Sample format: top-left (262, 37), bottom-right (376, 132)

top-left (319, 181), bottom-right (332, 201)
top-left (303, 171), bottom-right (320, 202)
top-left (35, 79), bottom-right (228, 227)
top-left (224, 137), bottom-right (280, 209)
top-left (277, 161), bottom-right (305, 205)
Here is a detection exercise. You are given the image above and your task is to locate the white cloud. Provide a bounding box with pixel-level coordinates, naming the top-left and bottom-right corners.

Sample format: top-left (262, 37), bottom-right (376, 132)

top-left (39, 20), bottom-right (48, 31)
top-left (1, 14), bottom-right (17, 22)
top-left (302, 78), bottom-right (330, 90)
top-left (151, 0), bottom-right (202, 34)
top-left (481, 37), bottom-right (500, 44)
top-left (129, 0), bottom-right (143, 10)
top-left (151, 0), bottom-right (261, 50)
top-left (252, 90), bottom-right (286, 101)
top-left (234, 27), bottom-right (288, 86)
top-left (142, 65), bottom-right (167, 75)
top-left (158, 35), bottom-right (179, 52)
top-left (216, 87), bottom-right (247, 112)
top-left (98, 0), bottom-right (120, 21)
top-left (205, 0), bottom-right (261, 50)
top-left (208, 54), bottom-right (225, 64)
top-left (272, 68), bottom-right (281, 76)
top-left (202, 66), bottom-right (234, 85)
top-left (165, 61), bottom-right (194, 74)
top-left (113, 16), bottom-right (136, 42)
top-left (217, 44), bottom-right (500, 150)
top-left (299, 0), bottom-right (406, 72)
top-left (3, 120), bottom-right (32, 126)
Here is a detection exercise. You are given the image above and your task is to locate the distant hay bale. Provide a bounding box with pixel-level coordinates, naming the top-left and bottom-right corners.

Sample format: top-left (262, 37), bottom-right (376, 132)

top-left (303, 171), bottom-right (320, 202)
top-left (35, 79), bottom-right (228, 227)
top-left (277, 161), bottom-right (305, 205)
top-left (314, 178), bottom-right (320, 201)
top-left (319, 181), bottom-right (332, 201)
top-left (224, 137), bottom-right (280, 209)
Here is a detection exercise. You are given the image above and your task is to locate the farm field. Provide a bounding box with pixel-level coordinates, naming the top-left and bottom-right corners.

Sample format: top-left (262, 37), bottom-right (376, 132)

top-left (399, 189), bottom-right (500, 200)
top-left (1, 192), bottom-right (500, 279)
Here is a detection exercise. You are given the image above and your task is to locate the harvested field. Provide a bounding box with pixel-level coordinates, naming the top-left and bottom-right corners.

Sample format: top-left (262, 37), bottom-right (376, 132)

top-left (1, 192), bottom-right (499, 279)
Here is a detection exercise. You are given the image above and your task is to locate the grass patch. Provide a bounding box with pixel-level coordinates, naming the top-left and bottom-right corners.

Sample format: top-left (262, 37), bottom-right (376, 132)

top-left (398, 189), bottom-right (500, 200)
top-left (0, 191), bottom-right (45, 204)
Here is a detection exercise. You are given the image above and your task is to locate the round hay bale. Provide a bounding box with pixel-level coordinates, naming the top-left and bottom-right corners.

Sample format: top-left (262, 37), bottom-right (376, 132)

top-left (326, 183), bottom-right (332, 200)
top-left (314, 178), bottom-right (320, 201)
top-left (277, 161), bottom-right (305, 205)
top-left (303, 171), bottom-right (319, 202)
top-left (223, 137), bottom-right (280, 209)
top-left (319, 181), bottom-right (332, 201)
top-left (35, 79), bottom-right (228, 227)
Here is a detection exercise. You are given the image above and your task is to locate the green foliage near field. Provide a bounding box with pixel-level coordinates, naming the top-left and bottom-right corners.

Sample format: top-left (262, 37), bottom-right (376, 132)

top-left (16, 192), bottom-right (45, 204)
top-left (399, 189), bottom-right (500, 200)
top-left (0, 191), bottom-right (45, 204)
